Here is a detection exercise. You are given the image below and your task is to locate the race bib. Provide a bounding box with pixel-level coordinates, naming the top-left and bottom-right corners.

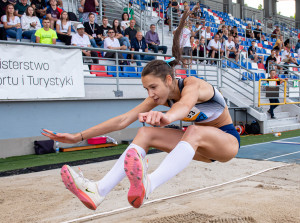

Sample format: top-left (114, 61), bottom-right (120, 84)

top-left (182, 107), bottom-right (208, 122)
top-left (139, 49), bottom-right (143, 52)
top-left (92, 34), bottom-right (96, 38)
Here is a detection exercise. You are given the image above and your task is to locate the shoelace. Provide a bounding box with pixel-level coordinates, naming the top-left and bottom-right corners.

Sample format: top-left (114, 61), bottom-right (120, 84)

top-left (77, 168), bottom-right (93, 189)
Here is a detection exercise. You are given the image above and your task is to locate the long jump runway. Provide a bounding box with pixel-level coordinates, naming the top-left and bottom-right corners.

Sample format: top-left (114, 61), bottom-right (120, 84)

top-left (236, 136), bottom-right (300, 163)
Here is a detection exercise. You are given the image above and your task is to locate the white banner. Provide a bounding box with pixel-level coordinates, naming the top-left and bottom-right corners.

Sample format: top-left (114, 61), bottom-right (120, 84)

top-left (0, 44), bottom-right (85, 99)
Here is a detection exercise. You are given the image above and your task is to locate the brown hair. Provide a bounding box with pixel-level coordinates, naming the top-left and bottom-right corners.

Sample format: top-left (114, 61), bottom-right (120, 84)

top-left (141, 9), bottom-right (191, 80)
top-left (25, 6), bottom-right (36, 16)
top-left (5, 4), bottom-right (14, 21)
top-left (59, 11), bottom-right (69, 31)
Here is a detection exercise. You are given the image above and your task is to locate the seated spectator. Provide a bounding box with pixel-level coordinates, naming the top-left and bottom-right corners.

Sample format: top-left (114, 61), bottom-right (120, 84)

top-left (99, 16), bottom-right (111, 40)
top-left (83, 12), bottom-right (103, 48)
top-left (248, 40), bottom-right (263, 63)
top-left (131, 31), bottom-right (155, 67)
top-left (221, 29), bottom-right (229, 43)
top-left (21, 6), bottom-right (41, 42)
top-left (295, 39), bottom-right (300, 55)
top-left (150, 0), bottom-right (159, 10)
top-left (112, 19), bottom-right (130, 50)
top-left (72, 23), bottom-right (98, 63)
top-left (2, 4), bottom-right (22, 41)
top-left (233, 36), bottom-right (240, 62)
top-left (14, 0), bottom-right (29, 18)
top-left (201, 26), bottom-right (211, 46)
top-left (35, 17), bottom-right (57, 44)
top-left (56, 11), bottom-right (71, 45)
top-left (81, 0), bottom-right (98, 23)
top-left (46, 0), bottom-right (62, 29)
top-left (0, 24), bottom-right (7, 40)
top-left (192, 2), bottom-right (202, 20)
top-left (121, 12), bottom-right (130, 32)
top-left (231, 26), bottom-right (238, 38)
top-left (0, 0), bottom-right (9, 18)
top-left (282, 45), bottom-right (299, 66)
top-left (271, 25), bottom-right (280, 39)
top-left (31, 0), bottom-right (46, 18)
top-left (103, 28), bottom-right (127, 65)
top-left (77, 3), bottom-right (83, 22)
top-left (273, 35), bottom-right (284, 51)
top-left (224, 35), bottom-right (237, 62)
top-left (228, 25), bottom-right (232, 32)
top-left (123, 2), bottom-right (134, 20)
top-left (166, 2), bottom-right (172, 31)
top-left (207, 34), bottom-right (224, 62)
top-left (246, 23), bottom-right (254, 39)
top-left (191, 36), bottom-right (198, 56)
top-left (145, 24), bottom-right (167, 54)
top-left (265, 49), bottom-right (277, 73)
top-left (192, 22), bottom-right (202, 39)
top-left (124, 19), bottom-right (137, 42)
top-left (253, 24), bottom-right (263, 41)
top-left (217, 24), bottom-right (226, 35)
top-left (284, 38), bottom-right (290, 48)
top-left (218, 20), bottom-right (225, 30)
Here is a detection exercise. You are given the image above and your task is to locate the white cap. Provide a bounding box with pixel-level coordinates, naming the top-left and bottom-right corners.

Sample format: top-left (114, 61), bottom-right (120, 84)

top-left (77, 24), bottom-right (84, 29)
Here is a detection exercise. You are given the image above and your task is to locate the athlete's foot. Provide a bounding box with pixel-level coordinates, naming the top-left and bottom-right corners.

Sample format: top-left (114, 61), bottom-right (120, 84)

top-left (124, 148), bottom-right (150, 208)
top-left (61, 165), bottom-right (105, 210)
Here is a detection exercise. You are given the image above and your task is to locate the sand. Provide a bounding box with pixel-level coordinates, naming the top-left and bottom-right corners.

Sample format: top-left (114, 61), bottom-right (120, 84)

top-left (0, 152), bottom-right (299, 223)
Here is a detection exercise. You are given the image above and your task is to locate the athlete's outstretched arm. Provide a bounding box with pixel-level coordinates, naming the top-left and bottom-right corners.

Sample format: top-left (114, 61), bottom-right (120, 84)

top-left (42, 97), bottom-right (157, 143)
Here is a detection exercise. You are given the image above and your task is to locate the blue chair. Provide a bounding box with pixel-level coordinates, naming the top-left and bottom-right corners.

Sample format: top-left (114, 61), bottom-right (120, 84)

top-left (256, 48), bottom-right (261, 53)
top-left (255, 73), bottom-right (260, 81)
top-left (123, 66), bottom-right (137, 77)
top-left (242, 72), bottom-right (248, 80)
top-left (292, 75), bottom-right (299, 79)
top-left (260, 73), bottom-right (266, 79)
top-left (279, 74), bottom-right (287, 79)
top-left (248, 73), bottom-right (254, 80)
top-left (137, 67), bottom-right (143, 77)
top-left (247, 62), bottom-right (252, 70)
top-left (187, 70), bottom-right (197, 75)
top-left (107, 66), bottom-right (122, 77)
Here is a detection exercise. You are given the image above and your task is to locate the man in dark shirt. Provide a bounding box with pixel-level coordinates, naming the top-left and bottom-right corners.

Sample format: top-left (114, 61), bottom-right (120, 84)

top-left (125, 19), bottom-right (137, 42)
top-left (31, 0), bottom-right (47, 18)
top-left (84, 13), bottom-right (103, 48)
top-left (131, 31), bottom-right (155, 66)
top-left (253, 24), bottom-right (262, 41)
top-left (0, 0), bottom-right (9, 18)
top-left (265, 49), bottom-right (277, 73)
top-left (99, 16), bottom-right (111, 41)
top-left (145, 24), bottom-right (167, 54)
top-left (46, 0), bottom-right (62, 29)
top-left (231, 26), bottom-right (238, 38)
top-left (248, 40), bottom-right (263, 63)
top-left (14, 0), bottom-right (29, 17)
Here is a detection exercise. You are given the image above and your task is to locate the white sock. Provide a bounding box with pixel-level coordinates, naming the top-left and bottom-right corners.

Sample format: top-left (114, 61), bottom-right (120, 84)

top-left (149, 141), bottom-right (195, 193)
top-left (97, 143), bottom-right (146, 197)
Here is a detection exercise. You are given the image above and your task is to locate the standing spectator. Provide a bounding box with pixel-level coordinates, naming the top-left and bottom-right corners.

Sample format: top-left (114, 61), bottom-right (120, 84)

top-left (31, 0), bottom-right (46, 18)
top-left (21, 6), bottom-right (40, 42)
top-left (233, 36), bottom-right (240, 62)
top-left (46, 0), bottom-right (62, 29)
top-left (72, 23), bottom-right (98, 63)
top-left (273, 35), bottom-right (284, 51)
top-left (145, 24), bottom-right (167, 54)
top-left (103, 28), bottom-right (127, 65)
top-left (248, 40), bottom-right (263, 63)
top-left (245, 23), bottom-right (254, 39)
top-left (83, 13), bottom-right (103, 48)
top-left (201, 26), bottom-right (211, 46)
top-left (123, 2), bottom-right (134, 20)
top-left (121, 12), bottom-right (130, 32)
top-left (56, 11), bottom-right (71, 45)
top-left (14, 0), bottom-right (29, 18)
top-left (81, 0), bottom-right (98, 23)
top-left (124, 19), bottom-right (137, 42)
top-left (77, 3), bottom-right (84, 22)
top-left (131, 31), bottom-right (155, 66)
top-left (224, 35), bottom-right (237, 61)
top-left (0, 0), bottom-right (9, 18)
top-left (112, 19), bottom-right (130, 49)
top-left (99, 16), bottom-right (111, 40)
top-left (265, 49), bottom-right (277, 73)
top-left (271, 25), bottom-right (280, 39)
top-left (2, 4), bottom-right (22, 41)
top-left (282, 45), bottom-right (299, 66)
top-left (267, 70), bottom-right (287, 119)
top-left (35, 17), bottom-right (57, 44)
top-left (231, 26), bottom-right (238, 38)
top-left (207, 34), bottom-right (224, 62)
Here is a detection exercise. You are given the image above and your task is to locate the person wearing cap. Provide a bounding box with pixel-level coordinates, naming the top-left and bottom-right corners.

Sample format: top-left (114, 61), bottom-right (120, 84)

top-left (72, 23), bottom-right (98, 63)
top-left (35, 17), bottom-right (57, 44)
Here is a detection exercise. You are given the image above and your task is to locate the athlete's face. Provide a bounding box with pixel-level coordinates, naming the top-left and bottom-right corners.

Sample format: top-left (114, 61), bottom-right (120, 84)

top-left (142, 74), bottom-right (172, 105)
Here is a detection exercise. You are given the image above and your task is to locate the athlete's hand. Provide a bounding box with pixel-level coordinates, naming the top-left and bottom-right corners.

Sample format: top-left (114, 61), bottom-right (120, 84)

top-left (138, 111), bottom-right (171, 127)
top-left (41, 129), bottom-right (80, 144)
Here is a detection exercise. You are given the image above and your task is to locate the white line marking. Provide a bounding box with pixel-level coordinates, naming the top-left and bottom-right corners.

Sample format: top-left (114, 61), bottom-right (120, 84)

top-left (264, 151), bottom-right (300, 161)
top-left (240, 136), bottom-right (300, 149)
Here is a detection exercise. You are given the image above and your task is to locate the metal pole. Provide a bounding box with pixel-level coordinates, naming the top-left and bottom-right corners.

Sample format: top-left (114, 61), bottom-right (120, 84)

top-left (162, 3), bottom-right (164, 46)
top-left (99, 0), bottom-right (103, 21)
top-left (116, 52), bottom-right (120, 92)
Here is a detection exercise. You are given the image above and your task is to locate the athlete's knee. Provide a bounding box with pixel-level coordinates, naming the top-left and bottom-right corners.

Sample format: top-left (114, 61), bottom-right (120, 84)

top-left (183, 125), bottom-right (205, 147)
top-left (135, 127), bottom-right (156, 143)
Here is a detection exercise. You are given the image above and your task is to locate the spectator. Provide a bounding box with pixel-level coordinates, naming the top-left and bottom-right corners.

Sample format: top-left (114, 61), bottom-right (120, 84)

top-left (99, 16), bottom-right (111, 40)
top-left (112, 19), bottom-right (130, 49)
top-left (267, 69), bottom-right (287, 119)
top-left (201, 26), bottom-right (211, 46)
top-left (282, 45), bottom-right (299, 66)
top-left (2, 4), bottom-right (22, 41)
top-left (171, 0), bottom-right (179, 26)
top-left (166, 2), bottom-right (172, 31)
top-left (224, 35), bottom-right (237, 61)
top-left (274, 50), bottom-right (282, 71)
top-left (265, 49), bottom-right (277, 73)
top-left (197, 37), bottom-right (206, 63)
top-left (131, 31), bottom-right (155, 66)
top-left (218, 20), bottom-right (225, 30)
top-left (192, 2), bottom-right (202, 20)
top-left (193, 21), bottom-right (201, 39)
top-left (248, 40), bottom-right (263, 63)
top-left (0, 0), bottom-right (9, 18)
top-left (121, 12), bottom-right (130, 32)
top-left (207, 34), bottom-right (224, 63)
top-left (233, 36), bottom-right (240, 62)
top-left (31, 0), bottom-right (46, 18)
top-left (228, 25), bottom-right (232, 32)
top-left (0, 23), bottom-right (7, 40)
top-left (46, 0), bottom-right (62, 29)
top-left (81, 0), bottom-right (98, 23)
top-left (253, 24), bottom-right (262, 41)
top-left (103, 28), bottom-right (127, 65)
top-left (150, 0), bottom-right (159, 10)
top-left (56, 11), bottom-right (71, 45)
top-left (83, 12), bottom-right (103, 48)
top-left (21, 6), bottom-right (40, 42)
top-left (77, 3), bottom-right (84, 22)
top-left (295, 39), bottom-right (300, 55)
top-left (14, 0), bottom-right (29, 18)
top-left (231, 26), bottom-right (238, 38)
top-left (221, 29), bottom-right (229, 43)
top-left (271, 25), bottom-right (280, 39)
top-left (71, 23), bottom-right (98, 63)
top-left (123, 2), bottom-right (134, 20)
top-left (145, 24), bottom-right (167, 54)
top-left (35, 17), bottom-right (57, 44)
top-left (284, 38), bottom-right (290, 48)
top-left (245, 23), bottom-right (254, 39)
top-left (273, 35), bottom-right (284, 51)
top-left (124, 19), bottom-right (137, 42)
top-left (190, 36), bottom-right (198, 56)
top-left (217, 24), bottom-right (226, 35)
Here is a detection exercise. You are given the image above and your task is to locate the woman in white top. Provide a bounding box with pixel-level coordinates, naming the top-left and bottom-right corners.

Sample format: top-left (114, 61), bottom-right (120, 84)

top-left (120, 12), bottom-right (130, 32)
top-left (2, 4), bottom-right (22, 41)
top-left (56, 11), bottom-right (72, 45)
top-left (21, 6), bottom-right (41, 43)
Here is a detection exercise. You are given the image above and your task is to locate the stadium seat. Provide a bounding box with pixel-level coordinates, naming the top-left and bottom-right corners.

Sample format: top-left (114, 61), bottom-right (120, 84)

top-left (292, 75), bottom-right (299, 79)
top-left (90, 65), bottom-right (113, 77)
top-left (176, 69), bottom-right (187, 75)
top-left (260, 73), bottom-right (266, 79)
top-left (255, 73), bottom-right (260, 81)
top-left (248, 73), bottom-right (254, 80)
top-left (257, 43), bottom-right (263, 48)
top-left (251, 63), bottom-right (258, 70)
top-left (123, 66), bottom-right (137, 77)
top-left (137, 67), bottom-right (143, 77)
top-left (241, 72), bottom-right (248, 80)
top-left (258, 63), bottom-right (265, 70)
top-left (279, 74), bottom-right (287, 79)
top-left (107, 66), bottom-right (122, 77)
top-left (187, 70), bottom-right (197, 75)
top-left (256, 48), bottom-right (261, 53)
top-left (293, 67), bottom-right (299, 72)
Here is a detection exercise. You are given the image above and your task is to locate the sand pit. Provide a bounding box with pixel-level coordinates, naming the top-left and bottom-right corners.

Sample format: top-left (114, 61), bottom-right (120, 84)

top-left (0, 152), bottom-right (299, 223)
